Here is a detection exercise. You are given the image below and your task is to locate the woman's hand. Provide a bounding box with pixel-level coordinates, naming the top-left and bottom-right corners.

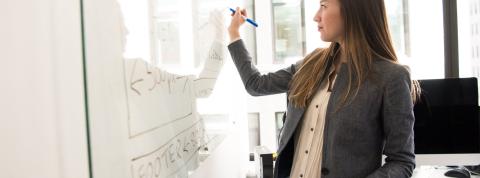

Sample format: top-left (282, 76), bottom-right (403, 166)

top-left (228, 7), bottom-right (247, 41)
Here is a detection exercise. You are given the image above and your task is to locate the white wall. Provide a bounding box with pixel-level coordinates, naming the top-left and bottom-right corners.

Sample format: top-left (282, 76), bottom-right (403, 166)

top-left (0, 0), bottom-right (89, 178)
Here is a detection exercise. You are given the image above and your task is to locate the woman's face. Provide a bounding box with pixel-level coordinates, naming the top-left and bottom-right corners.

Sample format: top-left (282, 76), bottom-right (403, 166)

top-left (313, 0), bottom-right (344, 43)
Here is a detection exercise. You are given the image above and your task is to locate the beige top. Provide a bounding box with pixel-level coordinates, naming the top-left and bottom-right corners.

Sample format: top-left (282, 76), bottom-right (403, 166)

top-left (289, 72), bottom-right (336, 178)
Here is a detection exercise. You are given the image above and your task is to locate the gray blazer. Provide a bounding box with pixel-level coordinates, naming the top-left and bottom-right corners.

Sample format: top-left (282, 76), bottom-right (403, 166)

top-left (228, 40), bottom-right (415, 178)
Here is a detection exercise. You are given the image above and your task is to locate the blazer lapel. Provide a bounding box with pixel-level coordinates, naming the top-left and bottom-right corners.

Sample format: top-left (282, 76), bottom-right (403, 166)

top-left (278, 64), bottom-right (348, 153)
top-left (326, 63), bottom-right (348, 115)
top-left (277, 104), bottom-right (304, 153)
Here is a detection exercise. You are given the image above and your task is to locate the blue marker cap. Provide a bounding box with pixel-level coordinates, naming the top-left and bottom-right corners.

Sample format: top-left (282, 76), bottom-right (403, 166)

top-left (229, 8), bottom-right (258, 27)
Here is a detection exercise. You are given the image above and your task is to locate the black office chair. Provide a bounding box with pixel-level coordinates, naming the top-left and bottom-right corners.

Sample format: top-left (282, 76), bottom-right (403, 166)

top-left (413, 77), bottom-right (480, 154)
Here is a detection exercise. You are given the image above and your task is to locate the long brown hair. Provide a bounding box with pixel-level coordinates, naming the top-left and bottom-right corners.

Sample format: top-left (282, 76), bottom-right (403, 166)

top-left (289, 0), bottom-right (420, 108)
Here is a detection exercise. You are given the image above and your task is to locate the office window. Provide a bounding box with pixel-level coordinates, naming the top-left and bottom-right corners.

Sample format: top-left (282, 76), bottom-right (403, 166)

top-left (151, 0), bottom-right (183, 68)
top-left (150, 0), bottom-right (228, 73)
top-left (459, 0), bottom-right (480, 78)
top-left (244, 0), bottom-right (258, 64)
top-left (272, 0), bottom-right (306, 64)
top-left (248, 113), bottom-right (261, 153)
top-left (302, 0), bottom-right (444, 79)
top-left (385, 0), bottom-right (410, 57)
top-left (459, 0), bottom-right (480, 99)
top-left (384, 0), bottom-right (445, 79)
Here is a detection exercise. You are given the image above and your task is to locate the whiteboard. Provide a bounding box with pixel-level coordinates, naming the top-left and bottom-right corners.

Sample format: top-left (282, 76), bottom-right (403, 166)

top-left (83, 0), bottom-right (238, 177)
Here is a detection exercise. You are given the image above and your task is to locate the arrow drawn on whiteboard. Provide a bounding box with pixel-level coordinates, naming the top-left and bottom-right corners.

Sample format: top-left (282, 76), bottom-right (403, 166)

top-left (129, 60), bottom-right (143, 96)
top-left (130, 78), bottom-right (143, 96)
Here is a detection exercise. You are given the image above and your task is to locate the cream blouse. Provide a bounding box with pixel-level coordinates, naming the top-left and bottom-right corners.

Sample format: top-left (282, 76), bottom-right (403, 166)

top-left (289, 71), bottom-right (337, 178)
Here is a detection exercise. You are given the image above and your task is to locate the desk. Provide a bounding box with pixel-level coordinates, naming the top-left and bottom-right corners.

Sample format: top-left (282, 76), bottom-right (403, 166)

top-left (413, 166), bottom-right (480, 178)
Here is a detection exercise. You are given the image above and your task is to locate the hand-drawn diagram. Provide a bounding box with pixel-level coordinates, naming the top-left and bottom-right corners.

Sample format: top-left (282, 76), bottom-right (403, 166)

top-left (125, 58), bottom-right (194, 139)
top-left (118, 0), bottom-right (227, 177)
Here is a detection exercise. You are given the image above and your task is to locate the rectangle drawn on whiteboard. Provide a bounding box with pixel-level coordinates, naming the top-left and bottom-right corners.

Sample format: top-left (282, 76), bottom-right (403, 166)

top-left (130, 120), bottom-right (205, 178)
top-left (125, 59), bottom-right (195, 138)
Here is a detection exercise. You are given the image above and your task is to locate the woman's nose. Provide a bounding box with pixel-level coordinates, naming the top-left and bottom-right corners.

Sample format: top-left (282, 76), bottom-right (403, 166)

top-left (314, 14), bottom-right (321, 22)
top-left (313, 9), bottom-right (321, 22)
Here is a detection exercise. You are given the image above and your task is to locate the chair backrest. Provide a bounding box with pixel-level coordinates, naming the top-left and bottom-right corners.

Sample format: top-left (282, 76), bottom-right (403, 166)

top-left (413, 77), bottom-right (480, 154)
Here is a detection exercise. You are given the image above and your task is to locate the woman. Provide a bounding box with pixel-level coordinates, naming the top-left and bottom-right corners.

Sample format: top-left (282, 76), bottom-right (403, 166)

top-left (228, 0), bottom-right (419, 177)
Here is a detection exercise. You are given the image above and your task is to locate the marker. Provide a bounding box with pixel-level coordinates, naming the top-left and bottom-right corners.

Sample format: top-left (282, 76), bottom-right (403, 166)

top-left (229, 8), bottom-right (258, 27)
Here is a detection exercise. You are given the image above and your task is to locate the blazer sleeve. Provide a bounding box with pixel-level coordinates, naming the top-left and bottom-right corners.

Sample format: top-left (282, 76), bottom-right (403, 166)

top-left (367, 65), bottom-right (416, 178)
top-left (227, 39), bottom-right (302, 96)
